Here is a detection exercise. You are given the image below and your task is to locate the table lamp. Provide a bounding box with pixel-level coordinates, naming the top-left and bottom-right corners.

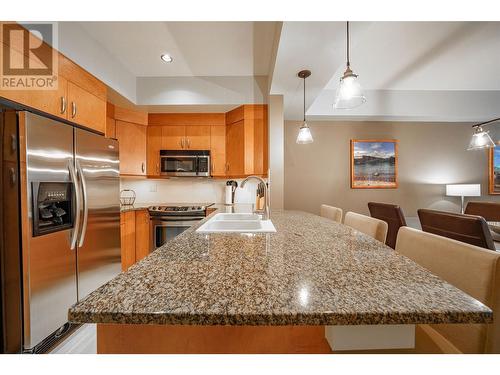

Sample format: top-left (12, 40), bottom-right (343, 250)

top-left (445, 184), bottom-right (481, 214)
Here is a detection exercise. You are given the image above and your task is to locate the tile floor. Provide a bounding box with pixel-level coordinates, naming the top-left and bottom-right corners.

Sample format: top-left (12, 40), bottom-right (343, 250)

top-left (49, 324), bottom-right (97, 354)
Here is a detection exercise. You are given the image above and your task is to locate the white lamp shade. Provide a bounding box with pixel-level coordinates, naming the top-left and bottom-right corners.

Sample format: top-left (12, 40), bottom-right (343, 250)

top-left (445, 184), bottom-right (481, 197)
top-left (334, 75), bottom-right (366, 109)
top-left (296, 123), bottom-right (313, 144)
top-left (467, 129), bottom-right (495, 150)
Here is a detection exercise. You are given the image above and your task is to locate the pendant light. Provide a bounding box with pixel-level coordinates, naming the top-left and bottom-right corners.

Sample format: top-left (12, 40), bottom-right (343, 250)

top-left (296, 70), bottom-right (313, 144)
top-left (334, 21), bottom-right (366, 110)
top-left (467, 118), bottom-right (498, 150)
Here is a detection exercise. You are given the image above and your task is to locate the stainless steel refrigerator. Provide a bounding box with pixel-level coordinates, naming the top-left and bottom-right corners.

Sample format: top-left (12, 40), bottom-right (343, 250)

top-left (19, 111), bottom-right (121, 352)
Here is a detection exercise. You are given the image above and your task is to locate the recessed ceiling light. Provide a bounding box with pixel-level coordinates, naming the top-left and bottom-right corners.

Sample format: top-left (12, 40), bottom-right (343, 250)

top-left (160, 54), bottom-right (173, 63)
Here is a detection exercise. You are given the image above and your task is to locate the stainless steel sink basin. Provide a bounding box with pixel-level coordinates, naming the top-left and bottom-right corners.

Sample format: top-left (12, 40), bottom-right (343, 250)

top-left (196, 213), bottom-right (276, 233)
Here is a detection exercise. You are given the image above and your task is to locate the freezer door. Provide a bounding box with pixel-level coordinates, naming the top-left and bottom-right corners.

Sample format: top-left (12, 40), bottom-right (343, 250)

top-left (23, 112), bottom-right (78, 350)
top-left (75, 128), bottom-right (121, 300)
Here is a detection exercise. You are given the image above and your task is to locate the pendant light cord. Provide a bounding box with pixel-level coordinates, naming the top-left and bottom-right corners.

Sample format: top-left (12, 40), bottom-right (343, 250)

top-left (473, 117), bottom-right (500, 128)
top-left (303, 74), bottom-right (306, 122)
top-left (346, 21), bottom-right (350, 67)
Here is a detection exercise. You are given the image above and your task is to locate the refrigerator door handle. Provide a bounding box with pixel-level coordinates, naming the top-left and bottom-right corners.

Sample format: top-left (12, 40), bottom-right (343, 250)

top-left (76, 160), bottom-right (89, 247)
top-left (68, 160), bottom-right (81, 250)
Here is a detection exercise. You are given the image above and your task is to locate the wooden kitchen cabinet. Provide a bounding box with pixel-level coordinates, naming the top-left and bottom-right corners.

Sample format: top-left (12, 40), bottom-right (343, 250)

top-left (105, 102), bottom-right (116, 139)
top-left (67, 81), bottom-right (106, 134)
top-left (120, 211), bottom-right (136, 271)
top-left (0, 42), bottom-right (68, 119)
top-left (0, 34), bottom-right (107, 134)
top-left (162, 125), bottom-right (185, 150)
top-left (225, 105), bottom-right (268, 177)
top-left (210, 125), bottom-right (226, 176)
top-left (116, 120), bottom-right (147, 176)
top-left (225, 120), bottom-right (245, 176)
top-left (160, 125), bottom-right (211, 150)
top-left (58, 54), bottom-right (107, 134)
top-left (120, 209), bottom-right (151, 271)
top-left (135, 210), bottom-right (150, 262)
top-left (146, 126), bottom-right (163, 177)
top-left (106, 117), bottom-right (116, 139)
top-left (185, 125), bottom-right (211, 149)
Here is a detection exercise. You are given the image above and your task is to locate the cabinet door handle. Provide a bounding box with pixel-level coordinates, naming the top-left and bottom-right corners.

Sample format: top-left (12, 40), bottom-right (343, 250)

top-left (187, 138), bottom-right (191, 148)
top-left (71, 102), bottom-right (77, 118)
top-left (9, 167), bottom-right (16, 186)
top-left (180, 138), bottom-right (184, 149)
top-left (156, 163), bottom-right (159, 174)
top-left (60, 96), bottom-right (67, 114)
top-left (10, 134), bottom-right (16, 153)
top-left (226, 163), bottom-right (229, 172)
top-left (141, 162), bottom-right (145, 173)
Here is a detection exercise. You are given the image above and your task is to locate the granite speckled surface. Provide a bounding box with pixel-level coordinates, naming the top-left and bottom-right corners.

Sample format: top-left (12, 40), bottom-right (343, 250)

top-left (69, 207), bottom-right (492, 326)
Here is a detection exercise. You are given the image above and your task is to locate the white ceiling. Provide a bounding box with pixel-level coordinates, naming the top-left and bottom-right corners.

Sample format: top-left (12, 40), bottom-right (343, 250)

top-left (271, 21), bottom-right (500, 122)
top-left (62, 21), bottom-right (500, 121)
top-left (79, 21), bottom-right (276, 77)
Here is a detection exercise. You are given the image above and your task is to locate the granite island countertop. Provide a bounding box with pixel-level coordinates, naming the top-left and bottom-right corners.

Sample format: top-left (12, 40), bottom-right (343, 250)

top-left (69, 207), bottom-right (493, 326)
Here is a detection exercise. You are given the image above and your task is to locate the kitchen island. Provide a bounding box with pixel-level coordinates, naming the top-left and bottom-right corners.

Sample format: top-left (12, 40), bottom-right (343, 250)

top-left (68, 206), bottom-right (492, 353)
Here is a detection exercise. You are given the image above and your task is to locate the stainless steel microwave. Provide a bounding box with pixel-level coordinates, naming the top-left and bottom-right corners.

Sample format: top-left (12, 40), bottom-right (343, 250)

top-left (160, 150), bottom-right (211, 177)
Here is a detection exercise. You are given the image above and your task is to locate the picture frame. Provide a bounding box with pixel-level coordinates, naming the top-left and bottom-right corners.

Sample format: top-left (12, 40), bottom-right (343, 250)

top-left (350, 139), bottom-right (398, 189)
top-left (489, 145), bottom-right (500, 195)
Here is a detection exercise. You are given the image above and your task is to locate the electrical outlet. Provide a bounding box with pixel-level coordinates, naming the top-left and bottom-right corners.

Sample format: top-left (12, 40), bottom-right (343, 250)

top-left (149, 183), bottom-right (157, 192)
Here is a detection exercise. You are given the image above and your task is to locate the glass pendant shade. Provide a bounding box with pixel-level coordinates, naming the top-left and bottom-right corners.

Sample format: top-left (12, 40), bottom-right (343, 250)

top-left (467, 126), bottom-right (495, 150)
top-left (296, 122), bottom-right (313, 144)
top-left (334, 69), bottom-right (366, 109)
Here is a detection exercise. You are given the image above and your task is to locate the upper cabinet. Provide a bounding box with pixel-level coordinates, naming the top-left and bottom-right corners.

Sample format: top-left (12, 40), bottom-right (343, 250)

top-left (145, 109), bottom-right (268, 178)
top-left (147, 113), bottom-right (225, 178)
top-left (58, 54), bottom-right (107, 134)
top-left (185, 125), bottom-right (211, 150)
top-left (0, 25), bottom-right (107, 134)
top-left (112, 105), bottom-right (148, 176)
top-left (146, 126), bottom-right (162, 176)
top-left (225, 105), bottom-right (268, 177)
top-left (210, 125), bottom-right (226, 177)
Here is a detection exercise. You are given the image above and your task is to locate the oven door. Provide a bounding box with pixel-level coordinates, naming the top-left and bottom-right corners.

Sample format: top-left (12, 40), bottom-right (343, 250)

top-left (150, 217), bottom-right (203, 250)
top-left (160, 155), bottom-right (198, 177)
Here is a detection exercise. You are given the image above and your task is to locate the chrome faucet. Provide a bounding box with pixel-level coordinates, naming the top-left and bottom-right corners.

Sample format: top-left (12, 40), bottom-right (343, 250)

top-left (240, 176), bottom-right (270, 220)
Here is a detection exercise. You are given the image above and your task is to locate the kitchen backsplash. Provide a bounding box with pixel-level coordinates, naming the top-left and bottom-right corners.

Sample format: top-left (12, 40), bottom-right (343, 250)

top-left (120, 177), bottom-right (261, 204)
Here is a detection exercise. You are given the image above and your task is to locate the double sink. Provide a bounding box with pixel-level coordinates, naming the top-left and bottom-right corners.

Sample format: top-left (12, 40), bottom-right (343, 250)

top-left (196, 213), bottom-right (276, 233)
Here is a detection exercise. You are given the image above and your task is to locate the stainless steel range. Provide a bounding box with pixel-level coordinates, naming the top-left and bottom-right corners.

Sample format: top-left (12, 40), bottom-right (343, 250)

top-left (148, 204), bottom-right (213, 250)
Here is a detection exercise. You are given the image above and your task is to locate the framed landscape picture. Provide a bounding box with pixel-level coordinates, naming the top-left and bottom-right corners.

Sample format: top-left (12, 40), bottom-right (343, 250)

top-left (489, 145), bottom-right (500, 195)
top-left (351, 139), bottom-right (398, 189)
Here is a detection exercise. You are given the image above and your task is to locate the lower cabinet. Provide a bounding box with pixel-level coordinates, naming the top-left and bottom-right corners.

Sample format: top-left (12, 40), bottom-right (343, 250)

top-left (120, 209), bottom-right (150, 271)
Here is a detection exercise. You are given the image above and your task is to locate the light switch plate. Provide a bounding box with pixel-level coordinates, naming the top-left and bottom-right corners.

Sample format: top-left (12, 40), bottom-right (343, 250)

top-left (149, 183), bottom-right (157, 192)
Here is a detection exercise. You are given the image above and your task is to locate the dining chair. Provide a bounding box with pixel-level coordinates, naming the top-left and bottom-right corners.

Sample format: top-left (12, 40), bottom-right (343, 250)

top-left (465, 202), bottom-right (500, 245)
top-left (367, 202), bottom-right (407, 249)
top-left (344, 211), bottom-right (388, 244)
top-left (395, 227), bottom-right (500, 353)
top-left (320, 204), bottom-right (343, 223)
top-left (417, 209), bottom-right (496, 251)
top-left (464, 201), bottom-right (500, 221)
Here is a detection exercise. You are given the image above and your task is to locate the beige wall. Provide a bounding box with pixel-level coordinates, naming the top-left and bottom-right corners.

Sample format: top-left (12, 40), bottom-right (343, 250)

top-left (284, 121), bottom-right (499, 217)
top-left (268, 95), bottom-right (284, 209)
